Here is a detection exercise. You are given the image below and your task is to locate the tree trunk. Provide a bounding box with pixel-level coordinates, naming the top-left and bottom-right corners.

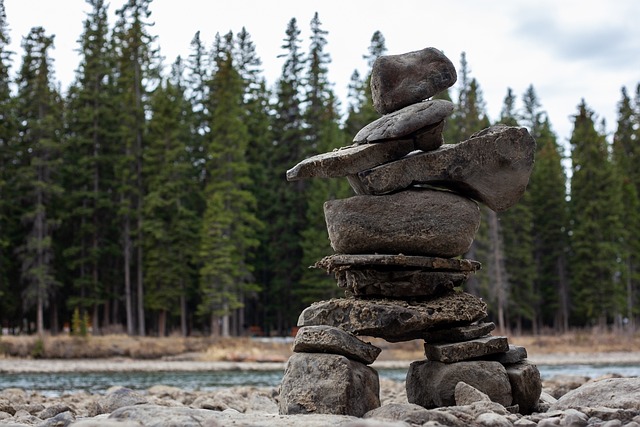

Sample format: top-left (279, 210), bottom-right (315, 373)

top-left (158, 310), bottom-right (166, 337)
top-left (488, 210), bottom-right (507, 334)
top-left (123, 211), bottom-right (134, 335)
top-left (180, 285), bottom-right (188, 337)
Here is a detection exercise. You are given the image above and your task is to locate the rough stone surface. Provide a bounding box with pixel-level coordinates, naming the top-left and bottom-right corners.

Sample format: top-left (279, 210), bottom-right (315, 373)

top-left (422, 322), bottom-right (496, 344)
top-left (315, 254), bottom-right (481, 272)
top-left (100, 387), bottom-right (148, 413)
top-left (297, 292), bottom-right (487, 342)
top-left (371, 47), bottom-right (457, 114)
top-left (351, 125), bottom-right (536, 212)
top-left (292, 325), bottom-right (381, 365)
top-left (364, 403), bottom-right (466, 427)
top-left (286, 139), bottom-right (415, 181)
top-left (550, 377), bottom-right (640, 411)
top-left (505, 361), bottom-right (542, 415)
top-left (353, 100), bottom-right (453, 144)
top-left (324, 189), bottom-right (481, 257)
top-left (486, 344), bottom-right (528, 364)
top-left (336, 268), bottom-right (468, 298)
top-left (406, 360), bottom-right (512, 408)
top-left (414, 120), bottom-right (447, 152)
top-left (279, 353), bottom-right (380, 417)
top-left (454, 382), bottom-right (492, 405)
top-left (424, 335), bottom-right (509, 363)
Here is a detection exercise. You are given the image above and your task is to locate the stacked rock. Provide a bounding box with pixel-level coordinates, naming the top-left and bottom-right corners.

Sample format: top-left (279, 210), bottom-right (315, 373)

top-left (279, 47), bottom-right (541, 417)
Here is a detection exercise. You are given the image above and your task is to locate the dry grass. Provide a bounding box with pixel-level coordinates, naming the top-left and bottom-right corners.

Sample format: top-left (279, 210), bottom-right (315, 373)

top-left (1, 330), bottom-right (639, 361)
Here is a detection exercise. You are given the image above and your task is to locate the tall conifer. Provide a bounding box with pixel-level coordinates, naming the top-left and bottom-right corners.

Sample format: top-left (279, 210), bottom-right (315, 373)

top-left (198, 43), bottom-right (261, 337)
top-left (111, 0), bottom-right (158, 335)
top-left (14, 27), bottom-right (63, 335)
top-left (62, 0), bottom-right (117, 333)
top-left (569, 100), bottom-right (625, 326)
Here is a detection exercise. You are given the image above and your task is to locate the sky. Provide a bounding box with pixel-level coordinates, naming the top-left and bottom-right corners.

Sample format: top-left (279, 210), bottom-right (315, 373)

top-left (3, 0), bottom-right (640, 152)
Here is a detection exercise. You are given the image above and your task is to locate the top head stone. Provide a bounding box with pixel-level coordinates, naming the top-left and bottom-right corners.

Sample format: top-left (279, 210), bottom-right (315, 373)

top-left (371, 47), bottom-right (457, 115)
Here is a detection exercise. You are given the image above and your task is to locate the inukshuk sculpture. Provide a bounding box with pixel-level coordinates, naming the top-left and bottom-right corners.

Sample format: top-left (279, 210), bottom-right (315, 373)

top-left (279, 47), bottom-right (542, 417)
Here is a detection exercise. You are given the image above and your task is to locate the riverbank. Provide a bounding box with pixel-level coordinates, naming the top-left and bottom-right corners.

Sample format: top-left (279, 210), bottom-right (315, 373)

top-left (2, 350), bottom-right (640, 374)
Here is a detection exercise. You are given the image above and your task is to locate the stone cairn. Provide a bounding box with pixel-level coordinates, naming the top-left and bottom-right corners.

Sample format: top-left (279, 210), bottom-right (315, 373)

top-left (278, 47), bottom-right (542, 417)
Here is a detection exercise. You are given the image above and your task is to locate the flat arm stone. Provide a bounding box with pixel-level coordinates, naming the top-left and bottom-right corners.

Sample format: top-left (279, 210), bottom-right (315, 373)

top-left (351, 125), bottom-right (536, 212)
top-left (286, 139), bottom-right (414, 181)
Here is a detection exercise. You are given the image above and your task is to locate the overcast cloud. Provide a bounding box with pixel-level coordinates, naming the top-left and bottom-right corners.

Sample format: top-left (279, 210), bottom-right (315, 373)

top-left (3, 0), bottom-right (639, 149)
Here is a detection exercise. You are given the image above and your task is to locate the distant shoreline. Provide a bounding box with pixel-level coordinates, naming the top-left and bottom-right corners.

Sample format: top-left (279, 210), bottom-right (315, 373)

top-left (2, 351), bottom-right (640, 374)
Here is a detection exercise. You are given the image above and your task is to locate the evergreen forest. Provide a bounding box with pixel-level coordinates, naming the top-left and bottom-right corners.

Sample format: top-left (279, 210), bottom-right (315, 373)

top-left (1, 0), bottom-right (639, 337)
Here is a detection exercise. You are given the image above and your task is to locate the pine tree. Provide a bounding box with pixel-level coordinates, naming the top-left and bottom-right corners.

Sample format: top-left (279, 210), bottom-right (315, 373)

top-left (0, 0), bottom-right (19, 326)
top-left (264, 17), bottom-right (307, 335)
top-left (569, 100), bottom-right (625, 326)
top-left (198, 43), bottom-right (261, 337)
top-left (297, 13), bottom-right (351, 304)
top-left (232, 27), bottom-right (273, 333)
top-left (143, 64), bottom-right (199, 336)
top-left (61, 0), bottom-right (118, 334)
top-left (612, 86), bottom-right (640, 330)
top-left (14, 27), bottom-right (63, 335)
top-left (111, 0), bottom-right (158, 335)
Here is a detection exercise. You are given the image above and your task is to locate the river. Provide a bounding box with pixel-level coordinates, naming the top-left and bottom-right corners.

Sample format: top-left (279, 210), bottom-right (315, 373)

top-left (2, 364), bottom-right (639, 397)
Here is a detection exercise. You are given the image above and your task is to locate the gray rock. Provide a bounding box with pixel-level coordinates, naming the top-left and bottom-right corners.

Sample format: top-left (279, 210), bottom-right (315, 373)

top-left (353, 100), bottom-right (453, 144)
top-left (406, 360), bottom-right (512, 408)
top-left (486, 344), bottom-right (528, 364)
top-left (414, 120), bottom-right (446, 152)
top-left (424, 336), bottom-right (509, 363)
top-left (38, 403), bottom-right (73, 420)
top-left (560, 408), bottom-right (589, 427)
top-left (476, 412), bottom-right (512, 427)
top-left (292, 325), bottom-right (381, 365)
top-left (279, 353), bottom-right (380, 417)
top-left (38, 410), bottom-right (75, 427)
top-left (298, 292), bottom-right (487, 342)
top-left (543, 374), bottom-right (590, 399)
top-left (315, 253), bottom-right (481, 272)
top-left (336, 268), bottom-right (468, 298)
top-left (14, 402), bottom-right (44, 415)
top-left (505, 361), bottom-right (542, 415)
top-left (286, 139), bottom-right (415, 181)
top-left (454, 382), bottom-right (491, 405)
top-left (364, 403), bottom-right (466, 427)
top-left (422, 322), bottom-right (496, 344)
top-left (371, 47), bottom-right (457, 114)
top-left (99, 387), bottom-right (147, 413)
top-left (350, 125), bottom-right (536, 212)
top-left (324, 189), bottom-right (481, 257)
top-left (550, 377), bottom-right (640, 411)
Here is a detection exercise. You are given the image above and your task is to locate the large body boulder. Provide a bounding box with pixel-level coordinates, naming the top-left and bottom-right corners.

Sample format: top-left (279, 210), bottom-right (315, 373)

top-left (279, 353), bottom-right (380, 417)
top-left (406, 360), bottom-right (512, 408)
top-left (324, 189), bottom-right (480, 258)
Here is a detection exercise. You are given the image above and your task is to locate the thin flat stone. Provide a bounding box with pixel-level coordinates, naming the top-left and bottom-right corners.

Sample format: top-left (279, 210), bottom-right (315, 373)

top-left (315, 254), bottom-right (481, 273)
top-left (422, 322), bottom-right (496, 344)
top-left (424, 336), bottom-right (509, 363)
top-left (371, 47), bottom-right (457, 114)
top-left (297, 292), bottom-right (487, 343)
top-left (336, 269), bottom-right (468, 298)
top-left (286, 139), bottom-right (414, 181)
top-left (292, 325), bottom-right (381, 365)
top-left (486, 345), bottom-right (528, 365)
top-left (324, 189), bottom-right (480, 257)
top-left (353, 100), bottom-right (453, 144)
top-left (350, 125), bottom-right (536, 212)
